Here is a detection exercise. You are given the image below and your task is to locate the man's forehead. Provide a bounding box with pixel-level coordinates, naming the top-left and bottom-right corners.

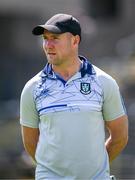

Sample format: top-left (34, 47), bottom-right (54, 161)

top-left (43, 30), bottom-right (71, 37)
top-left (43, 29), bottom-right (61, 36)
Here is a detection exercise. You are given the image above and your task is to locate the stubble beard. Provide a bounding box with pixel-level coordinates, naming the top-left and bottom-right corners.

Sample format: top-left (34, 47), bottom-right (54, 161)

top-left (47, 55), bottom-right (61, 66)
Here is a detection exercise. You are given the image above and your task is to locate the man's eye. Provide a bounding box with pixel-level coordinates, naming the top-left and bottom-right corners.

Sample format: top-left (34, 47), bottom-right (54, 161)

top-left (43, 35), bottom-right (46, 40)
top-left (53, 37), bottom-right (58, 39)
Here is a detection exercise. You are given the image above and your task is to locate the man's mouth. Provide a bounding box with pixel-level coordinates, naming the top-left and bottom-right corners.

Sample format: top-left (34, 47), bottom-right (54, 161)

top-left (48, 52), bottom-right (56, 55)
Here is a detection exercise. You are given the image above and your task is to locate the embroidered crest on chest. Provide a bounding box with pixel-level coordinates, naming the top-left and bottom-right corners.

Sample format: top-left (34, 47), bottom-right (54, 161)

top-left (80, 82), bottom-right (91, 95)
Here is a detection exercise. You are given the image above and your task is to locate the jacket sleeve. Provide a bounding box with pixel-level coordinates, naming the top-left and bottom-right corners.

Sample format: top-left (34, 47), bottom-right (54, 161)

top-left (20, 80), bottom-right (39, 128)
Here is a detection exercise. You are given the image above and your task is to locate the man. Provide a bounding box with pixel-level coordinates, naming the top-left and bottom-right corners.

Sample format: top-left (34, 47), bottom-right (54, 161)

top-left (20, 13), bottom-right (128, 179)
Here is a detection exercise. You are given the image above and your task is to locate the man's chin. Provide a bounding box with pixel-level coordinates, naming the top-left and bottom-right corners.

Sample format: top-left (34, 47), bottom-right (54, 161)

top-left (48, 58), bottom-right (57, 65)
top-left (47, 55), bottom-right (56, 62)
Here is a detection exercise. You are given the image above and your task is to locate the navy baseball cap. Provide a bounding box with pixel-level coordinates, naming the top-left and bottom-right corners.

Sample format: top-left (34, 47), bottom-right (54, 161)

top-left (32, 13), bottom-right (81, 40)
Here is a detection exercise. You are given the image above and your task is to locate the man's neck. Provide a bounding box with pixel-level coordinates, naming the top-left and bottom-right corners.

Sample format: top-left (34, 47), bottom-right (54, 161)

top-left (52, 57), bottom-right (82, 81)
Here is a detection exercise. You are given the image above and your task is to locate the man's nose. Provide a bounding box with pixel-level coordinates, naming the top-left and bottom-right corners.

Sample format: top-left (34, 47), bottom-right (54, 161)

top-left (45, 40), bottom-right (54, 48)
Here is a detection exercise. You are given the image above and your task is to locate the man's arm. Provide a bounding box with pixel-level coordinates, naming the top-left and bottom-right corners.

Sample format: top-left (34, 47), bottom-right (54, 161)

top-left (21, 125), bottom-right (40, 161)
top-left (105, 115), bottom-right (128, 163)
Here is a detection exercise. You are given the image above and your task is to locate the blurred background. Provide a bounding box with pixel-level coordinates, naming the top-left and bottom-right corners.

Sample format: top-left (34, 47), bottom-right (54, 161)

top-left (0, 0), bottom-right (135, 179)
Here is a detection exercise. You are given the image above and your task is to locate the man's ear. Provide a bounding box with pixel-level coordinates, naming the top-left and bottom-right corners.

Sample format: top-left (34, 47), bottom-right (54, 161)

top-left (73, 35), bottom-right (80, 45)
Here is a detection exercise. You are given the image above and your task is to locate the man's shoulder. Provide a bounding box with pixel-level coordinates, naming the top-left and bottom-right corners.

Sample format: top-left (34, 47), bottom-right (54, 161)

top-left (22, 71), bottom-right (42, 93)
top-left (93, 65), bottom-right (116, 82)
top-left (92, 65), bottom-right (118, 91)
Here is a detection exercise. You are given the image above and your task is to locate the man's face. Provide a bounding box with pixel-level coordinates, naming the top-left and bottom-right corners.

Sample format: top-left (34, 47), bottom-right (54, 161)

top-left (42, 30), bottom-right (76, 66)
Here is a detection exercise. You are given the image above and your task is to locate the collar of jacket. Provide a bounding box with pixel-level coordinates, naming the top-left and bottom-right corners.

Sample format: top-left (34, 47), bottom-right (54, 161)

top-left (41, 55), bottom-right (96, 79)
